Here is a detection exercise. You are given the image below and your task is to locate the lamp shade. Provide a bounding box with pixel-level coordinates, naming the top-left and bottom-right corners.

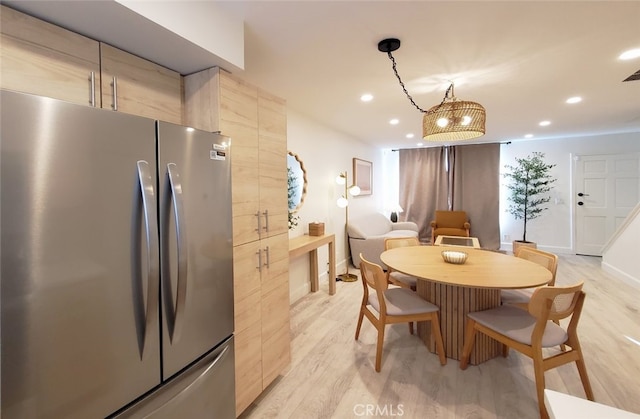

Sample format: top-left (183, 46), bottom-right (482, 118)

top-left (423, 99), bottom-right (486, 141)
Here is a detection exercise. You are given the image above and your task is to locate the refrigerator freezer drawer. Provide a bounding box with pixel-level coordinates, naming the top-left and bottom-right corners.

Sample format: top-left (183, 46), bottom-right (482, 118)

top-left (111, 336), bottom-right (235, 418)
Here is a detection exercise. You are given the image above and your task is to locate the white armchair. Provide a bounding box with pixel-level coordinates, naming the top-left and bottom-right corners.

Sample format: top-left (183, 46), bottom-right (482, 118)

top-left (347, 213), bottom-right (419, 267)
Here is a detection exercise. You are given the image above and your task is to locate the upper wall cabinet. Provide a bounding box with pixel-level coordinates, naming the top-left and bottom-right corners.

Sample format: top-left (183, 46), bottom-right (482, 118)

top-left (1, 5), bottom-right (183, 124)
top-left (0, 5), bottom-right (100, 107)
top-left (100, 43), bottom-right (182, 124)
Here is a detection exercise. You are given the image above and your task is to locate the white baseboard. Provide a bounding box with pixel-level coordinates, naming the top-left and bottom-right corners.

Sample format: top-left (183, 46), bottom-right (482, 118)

top-left (499, 242), bottom-right (574, 255)
top-left (289, 270), bottom-right (334, 304)
top-left (601, 262), bottom-right (640, 289)
top-left (290, 282), bottom-right (311, 304)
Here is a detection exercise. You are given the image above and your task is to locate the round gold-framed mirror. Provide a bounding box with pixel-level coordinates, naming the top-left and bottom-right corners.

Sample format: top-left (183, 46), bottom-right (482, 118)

top-left (287, 151), bottom-right (307, 212)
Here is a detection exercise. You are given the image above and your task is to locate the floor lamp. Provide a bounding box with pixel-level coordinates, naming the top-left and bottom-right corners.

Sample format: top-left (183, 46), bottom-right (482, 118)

top-left (336, 171), bottom-right (360, 282)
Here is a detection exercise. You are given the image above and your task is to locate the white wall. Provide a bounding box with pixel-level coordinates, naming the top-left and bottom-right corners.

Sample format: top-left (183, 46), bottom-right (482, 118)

top-left (380, 133), bottom-right (640, 254)
top-left (289, 120), bottom-right (640, 301)
top-left (602, 204), bottom-right (640, 288)
top-left (287, 110), bottom-right (385, 302)
top-left (116, 0), bottom-right (244, 70)
top-left (500, 132), bottom-right (640, 254)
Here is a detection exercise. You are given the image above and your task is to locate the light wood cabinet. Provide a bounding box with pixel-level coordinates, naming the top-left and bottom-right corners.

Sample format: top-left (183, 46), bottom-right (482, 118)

top-left (184, 68), bottom-right (290, 417)
top-left (1, 5), bottom-right (183, 124)
top-left (0, 4), bottom-right (100, 107)
top-left (258, 89), bottom-right (289, 240)
top-left (100, 43), bottom-right (182, 124)
top-left (219, 72), bottom-right (261, 246)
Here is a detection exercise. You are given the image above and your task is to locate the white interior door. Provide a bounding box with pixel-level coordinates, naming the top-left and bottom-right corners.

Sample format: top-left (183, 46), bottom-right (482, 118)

top-left (574, 153), bottom-right (640, 256)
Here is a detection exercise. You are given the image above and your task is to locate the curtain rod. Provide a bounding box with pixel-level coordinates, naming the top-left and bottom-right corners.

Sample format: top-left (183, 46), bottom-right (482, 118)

top-left (391, 141), bottom-right (511, 152)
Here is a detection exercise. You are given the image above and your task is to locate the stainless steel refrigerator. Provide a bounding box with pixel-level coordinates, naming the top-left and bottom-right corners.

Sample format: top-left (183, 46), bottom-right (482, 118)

top-left (1, 89), bottom-right (235, 418)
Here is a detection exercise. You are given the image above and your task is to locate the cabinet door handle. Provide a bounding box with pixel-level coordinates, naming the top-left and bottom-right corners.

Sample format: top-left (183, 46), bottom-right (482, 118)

top-left (111, 76), bottom-right (118, 111)
top-left (255, 211), bottom-right (261, 233)
top-left (263, 246), bottom-right (270, 268)
top-left (256, 249), bottom-right (262, 272)
top-left (89, 72), bottom-right (96, 107)
top-left (262, 209), bottom-right (269, 232)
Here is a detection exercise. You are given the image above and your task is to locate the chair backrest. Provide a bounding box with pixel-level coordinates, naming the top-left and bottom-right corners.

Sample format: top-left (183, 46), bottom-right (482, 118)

top-left (435, 210), bottom-right (468, 228)
top-left (359, 254), bottom-right (390, 309)
top-left (528, 282), bottom-right (584, 323)
top-left (516, 247), bottom-right (559, 286)
top-left (384, 236), bottom-right (420, 250)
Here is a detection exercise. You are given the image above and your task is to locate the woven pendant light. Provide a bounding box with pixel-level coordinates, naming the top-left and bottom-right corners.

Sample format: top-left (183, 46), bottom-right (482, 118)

top-left (422, 94), bottom-right (486, 141)
top-left (378, 38), bottom-right (486, 141)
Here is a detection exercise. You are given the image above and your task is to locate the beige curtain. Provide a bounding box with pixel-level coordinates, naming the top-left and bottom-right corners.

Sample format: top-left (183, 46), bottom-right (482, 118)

top-left (399, 147), bottom-right (448, 242)
top-left (449, 143), bottom-right (501, 249)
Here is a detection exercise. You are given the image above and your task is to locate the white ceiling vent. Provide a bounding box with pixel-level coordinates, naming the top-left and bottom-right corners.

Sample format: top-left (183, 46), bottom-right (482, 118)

top-left (623, 69), bottom-right (640, 82)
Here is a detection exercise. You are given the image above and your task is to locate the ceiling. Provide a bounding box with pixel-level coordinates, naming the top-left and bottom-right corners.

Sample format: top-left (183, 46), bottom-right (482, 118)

top-left (214, 1), bottom-right (640, 150)
top-left (5, 1), bottom-right (640, 150)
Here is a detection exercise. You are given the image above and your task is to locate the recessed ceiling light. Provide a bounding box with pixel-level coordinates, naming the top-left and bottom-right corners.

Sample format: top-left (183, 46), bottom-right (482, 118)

top-left (416, 142), bottom-right (424, 147)
top-left (619, 48), bottom-right (640, 60)
top-left (360, 93), bottom-right (373, 102)
top-left (539, 120), bottom-right (551, 127)
top-left (524, 134), bottom-right (534, 139)
top-left (406, 133), bottom-right (414, 139)
top-left (389, 118), bottom-right (399, 125)
top-left (566, 96), bottom-right (582, 104)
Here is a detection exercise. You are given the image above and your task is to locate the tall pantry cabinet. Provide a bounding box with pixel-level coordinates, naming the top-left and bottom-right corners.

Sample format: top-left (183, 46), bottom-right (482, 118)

top-left (0, 5), bottom-right (182, 125)
top-left (184, 68), bottom-right (290, 416)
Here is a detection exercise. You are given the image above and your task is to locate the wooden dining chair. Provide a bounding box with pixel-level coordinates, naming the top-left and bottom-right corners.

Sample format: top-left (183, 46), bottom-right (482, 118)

top-left (383, 237), bottom-right (420, 291)
top-left (356, 254), bottom-right (447, 372)
top-left (460, 282), bottom-right (593, 419)
top-left (501, 247), bottom-right (558, 309)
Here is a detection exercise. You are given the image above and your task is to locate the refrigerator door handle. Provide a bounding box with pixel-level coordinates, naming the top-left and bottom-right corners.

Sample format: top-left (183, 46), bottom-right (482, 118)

top-left (137, 160), bottom-right (160, 355)
top-left (166, 163), bottom-right (188, 343)
top-left (173, 345), bottom-right (230, 398)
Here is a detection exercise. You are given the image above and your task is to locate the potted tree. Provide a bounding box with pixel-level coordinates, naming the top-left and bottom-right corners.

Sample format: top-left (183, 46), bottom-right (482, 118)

top-left (504, 152), bottom-right (557, 255)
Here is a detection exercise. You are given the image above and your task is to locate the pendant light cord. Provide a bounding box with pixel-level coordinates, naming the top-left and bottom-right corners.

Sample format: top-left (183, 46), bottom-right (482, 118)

top-left (386, 51), bottom-right (453, 115)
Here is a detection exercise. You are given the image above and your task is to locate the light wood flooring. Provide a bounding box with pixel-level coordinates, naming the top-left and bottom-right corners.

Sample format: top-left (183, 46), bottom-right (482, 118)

top-left (239, 254), bottom-right (640, 419)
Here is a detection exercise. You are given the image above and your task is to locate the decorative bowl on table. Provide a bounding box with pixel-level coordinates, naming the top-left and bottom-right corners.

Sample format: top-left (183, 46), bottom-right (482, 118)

top-left (441, 250), bottom-right (468, 265)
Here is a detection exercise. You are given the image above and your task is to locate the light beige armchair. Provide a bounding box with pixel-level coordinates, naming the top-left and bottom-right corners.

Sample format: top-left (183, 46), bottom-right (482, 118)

top-left (430, 210), bottom-right (470, 244)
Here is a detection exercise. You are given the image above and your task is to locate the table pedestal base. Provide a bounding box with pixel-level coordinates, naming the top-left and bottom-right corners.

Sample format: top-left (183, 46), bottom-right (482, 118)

top-left (416, 282), bottom-right (502, 365)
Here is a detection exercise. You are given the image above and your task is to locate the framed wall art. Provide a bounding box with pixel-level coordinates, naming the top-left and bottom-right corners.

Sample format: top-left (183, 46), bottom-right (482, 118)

top-left (353, 158), bottom-right (373, 195)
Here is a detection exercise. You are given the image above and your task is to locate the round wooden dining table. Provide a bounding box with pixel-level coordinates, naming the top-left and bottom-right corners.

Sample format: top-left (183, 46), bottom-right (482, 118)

top-left (380, 245), bottom-right (552, 365)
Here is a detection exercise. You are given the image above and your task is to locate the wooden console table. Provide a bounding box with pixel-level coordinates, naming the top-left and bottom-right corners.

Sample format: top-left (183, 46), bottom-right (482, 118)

top-left (289, 234), bottom-right (336, 295)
